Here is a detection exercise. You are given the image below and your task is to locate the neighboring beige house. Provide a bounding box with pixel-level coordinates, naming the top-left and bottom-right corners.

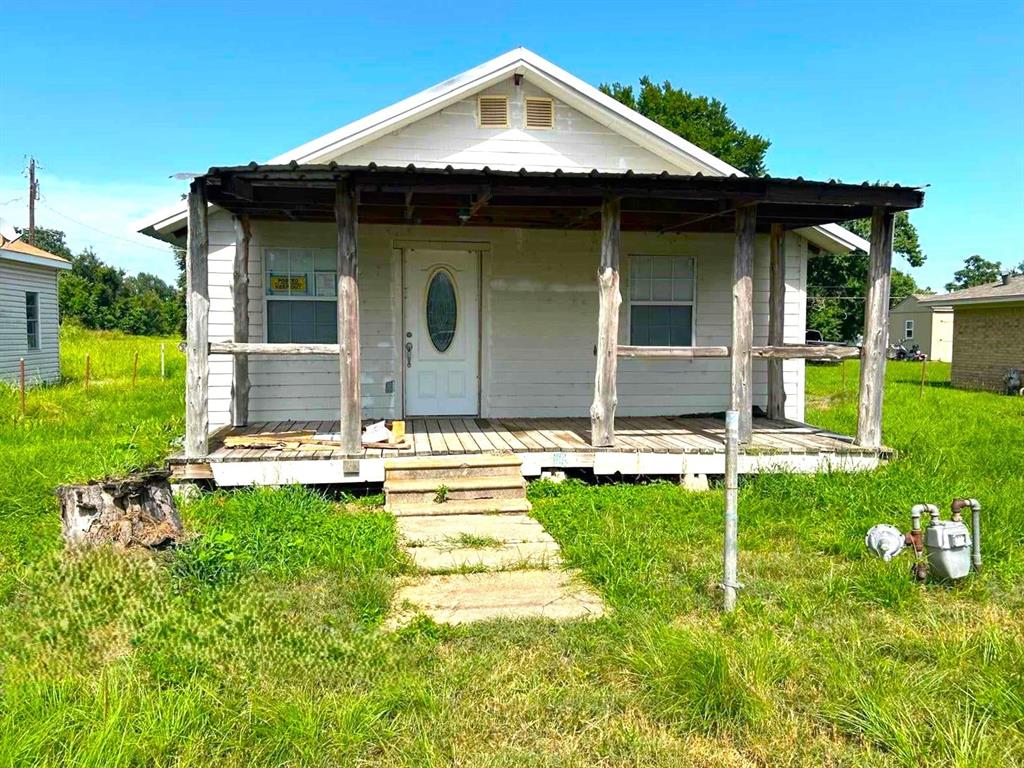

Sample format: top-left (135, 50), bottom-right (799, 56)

top-left (888, 294), bottom-right (953, 362)
top-left (0, 232), bottom-right (72, 385)
top-left (920, 275), bottom-right (1024, 392)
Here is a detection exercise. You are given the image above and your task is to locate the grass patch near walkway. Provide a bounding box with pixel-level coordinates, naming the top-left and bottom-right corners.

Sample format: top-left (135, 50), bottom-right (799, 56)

top-left (1, 333), bottom-right (1022, 766)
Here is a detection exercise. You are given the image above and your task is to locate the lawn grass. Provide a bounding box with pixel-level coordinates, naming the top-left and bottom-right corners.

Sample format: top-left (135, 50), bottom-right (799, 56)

top-left (1, 333), bottom-right (1022, 767)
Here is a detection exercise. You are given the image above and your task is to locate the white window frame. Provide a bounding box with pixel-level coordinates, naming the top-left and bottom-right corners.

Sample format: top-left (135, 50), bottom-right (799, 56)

top-left (262, 247), bottom-right (338, 344)
top-left (25, 291), bottom-right (39, 350)
top-left (625, 254), bottom-right (697, 347)
top-left (904, 319), bottom-right (914, 340)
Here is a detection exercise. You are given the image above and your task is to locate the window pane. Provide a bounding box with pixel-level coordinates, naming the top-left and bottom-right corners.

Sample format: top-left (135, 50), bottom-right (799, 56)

top-left (652, 257), bottom-right (673, 278)
top-left (268, 300), bottom-right (338, 344)
top-left (315, 271), bottom-right (337, 297)
top-left (426, 270), bottom-right (458, 352)
top-left (673, 256), bottom-right (694, 279)
top-left (267, 301), bottom-right (292, 342)
top-left (314, 249), bottom-right (336, 271)
top-left (652, 278), bottom-right (673, 301)
top-left (630, 255), bottom-right (651, 281)
top-left (631, 304), bottom-right (692, 347)
top-left (672, 278), bottom-right (694, 302)
top-left (630, 275), bottom-right (651, 301)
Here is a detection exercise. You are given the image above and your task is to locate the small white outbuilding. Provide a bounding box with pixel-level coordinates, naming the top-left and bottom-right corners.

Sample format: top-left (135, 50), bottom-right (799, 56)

top-left (0, 231), bottom-right (72, 385)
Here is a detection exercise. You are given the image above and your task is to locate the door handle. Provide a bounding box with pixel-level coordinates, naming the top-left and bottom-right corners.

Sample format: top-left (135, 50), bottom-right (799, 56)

top-left (405, 341), bottom-right (413, 368)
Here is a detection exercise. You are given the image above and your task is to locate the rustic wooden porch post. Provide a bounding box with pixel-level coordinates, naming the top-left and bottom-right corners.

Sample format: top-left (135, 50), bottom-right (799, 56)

top-left (730, 204), bottom-right (756, 443)
top-left (231, 215), bottom-right (251, 427)
top-left (185, 180), bottom-right (209, 458)
top-left (856, 207), bottom-right (895, 447)
top-left (335, 179), bottom-right (362, 454)
top-left (590, 196), bottom-right (621, 447)
top-left (766, 223), bottom-right (786, 420)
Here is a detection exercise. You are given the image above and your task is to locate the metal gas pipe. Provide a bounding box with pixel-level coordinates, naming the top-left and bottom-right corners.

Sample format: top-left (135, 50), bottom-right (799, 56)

top-left (950, 498), bottom-right (982, 572)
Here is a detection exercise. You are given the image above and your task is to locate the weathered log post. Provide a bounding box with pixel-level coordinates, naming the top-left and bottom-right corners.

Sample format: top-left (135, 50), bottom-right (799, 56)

top-left (766, 223), bottom-right (786, 419)
top-left (730, 204), bottom-right (756, 443)
top-left (856, 207), bottom-right (895, 447)
top-left (231, 214), bottom-right (251, 428)
top-left (56, 471), bottom-right (183, 549)
top-left (335, 179), bottom-right (362, 455)
top-left (590, 196), bottom-right (621, 447)
top-left (185, 179), bottom-right (210, 458)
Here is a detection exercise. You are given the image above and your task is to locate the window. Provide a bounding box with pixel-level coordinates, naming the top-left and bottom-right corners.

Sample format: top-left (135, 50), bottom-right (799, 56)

top-left (25, 292), bottom-right (39, 349)
top-left (478, 95), bottom-right (509, 128)
top-left (265, 248), bottom-right (337, 343)
top-left (628, 255), bottom-right (695, 346)
top-left (426, 269), bottom-right (458, 352)
top-left (524, 97), bottom-right (554, 129)
top-left (905, 319), bottom-right (914, 340)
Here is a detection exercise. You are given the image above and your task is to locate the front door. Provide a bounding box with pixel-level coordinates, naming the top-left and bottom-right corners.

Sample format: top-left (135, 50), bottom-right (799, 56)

top-left (403, 248), bottom-right (480, 415)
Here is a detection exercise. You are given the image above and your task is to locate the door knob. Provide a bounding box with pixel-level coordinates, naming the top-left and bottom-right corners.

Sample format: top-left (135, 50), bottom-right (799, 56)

top-left (405, 341), bottom-right (413, 368)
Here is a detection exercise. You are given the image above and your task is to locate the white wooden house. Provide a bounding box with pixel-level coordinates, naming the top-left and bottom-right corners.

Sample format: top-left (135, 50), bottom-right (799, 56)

top-left (0, 232), bottom-right (71, 385)
top-left (137, 49), bottom-right (923, 486)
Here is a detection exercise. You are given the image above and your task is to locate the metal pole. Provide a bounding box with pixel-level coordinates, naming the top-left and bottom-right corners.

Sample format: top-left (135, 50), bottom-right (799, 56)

top-left (722, 409), bottom-right (740, 612)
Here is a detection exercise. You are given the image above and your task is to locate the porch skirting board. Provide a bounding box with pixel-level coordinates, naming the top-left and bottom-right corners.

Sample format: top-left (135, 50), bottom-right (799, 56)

top-left (168, 416), bottom-right (890, 487)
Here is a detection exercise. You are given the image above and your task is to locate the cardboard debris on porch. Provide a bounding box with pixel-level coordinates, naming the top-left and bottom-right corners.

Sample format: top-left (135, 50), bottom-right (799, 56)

top-left (222, 421), bottom-right (410, 451)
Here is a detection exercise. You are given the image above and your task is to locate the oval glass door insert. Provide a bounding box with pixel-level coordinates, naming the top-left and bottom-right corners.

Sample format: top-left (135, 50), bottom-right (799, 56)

top-left (426, 269), bottom-right (458, 352)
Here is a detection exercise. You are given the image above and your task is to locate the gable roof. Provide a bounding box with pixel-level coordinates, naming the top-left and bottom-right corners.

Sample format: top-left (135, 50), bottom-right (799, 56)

top-left (919, 275), bottom-right (1024, 307)
top-left (0, 233), bottom-right (72, 270)
top-left (890, 294), bottom-right (952, 313)
top-left (137, 47), bottom-right (868, 253)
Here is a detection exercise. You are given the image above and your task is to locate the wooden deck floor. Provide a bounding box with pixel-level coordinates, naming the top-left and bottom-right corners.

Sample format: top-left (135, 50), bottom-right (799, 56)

top-left (169, 416), bottom-right (890, 486)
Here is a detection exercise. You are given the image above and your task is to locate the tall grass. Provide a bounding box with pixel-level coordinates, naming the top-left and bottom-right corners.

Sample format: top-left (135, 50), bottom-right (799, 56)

top-left (1, 334), bottom-right (1022, 766)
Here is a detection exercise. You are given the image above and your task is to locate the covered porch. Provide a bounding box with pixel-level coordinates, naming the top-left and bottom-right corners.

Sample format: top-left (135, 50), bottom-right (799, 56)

top-left (179, 164), bottom-right (923, 483)
top-left (168, 415), bottom-right (891, 486)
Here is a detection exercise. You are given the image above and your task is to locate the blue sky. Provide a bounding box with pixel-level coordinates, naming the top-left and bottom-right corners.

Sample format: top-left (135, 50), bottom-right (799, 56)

top-left (1, 0), bottom-right (1021, 287)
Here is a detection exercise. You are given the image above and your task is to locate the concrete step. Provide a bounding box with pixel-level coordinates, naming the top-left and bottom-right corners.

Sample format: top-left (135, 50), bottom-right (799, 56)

top-left (388, 570), bottom-right (605, 626)
top-left (396, 513), bottom-right (554, 545)
top-left (388, 498), bottom-right (533, 517)
top-left (406, 542), bottom-right (562, 573)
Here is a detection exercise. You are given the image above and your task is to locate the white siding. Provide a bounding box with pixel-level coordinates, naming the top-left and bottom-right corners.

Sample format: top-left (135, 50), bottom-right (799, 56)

top-left (0, 259), bottom-right (62, 385)
top-left (333, 79), bottom-right (697, 174)
top-left (204, 216), bottom-right (808, 427)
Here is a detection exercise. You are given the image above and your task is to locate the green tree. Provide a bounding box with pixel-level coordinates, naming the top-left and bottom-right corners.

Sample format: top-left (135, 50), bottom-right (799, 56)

top-left (14, 226), bottom-right (72, 260)
top-left (601, 77), bottom-right (771, 176)
top-left (945, 254), bottom-right (1002, 291)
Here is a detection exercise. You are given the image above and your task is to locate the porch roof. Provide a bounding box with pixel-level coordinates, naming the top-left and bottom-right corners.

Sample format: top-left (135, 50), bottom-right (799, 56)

top-left (191, 163), bottom-right (924, 239)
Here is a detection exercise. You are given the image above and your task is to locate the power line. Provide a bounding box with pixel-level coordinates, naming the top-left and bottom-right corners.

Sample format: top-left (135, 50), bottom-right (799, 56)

top-left (38, 199), bottom-right (176, 254)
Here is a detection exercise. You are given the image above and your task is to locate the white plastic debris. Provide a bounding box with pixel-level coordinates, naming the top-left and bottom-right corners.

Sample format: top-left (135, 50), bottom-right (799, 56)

top-left (360, 420), bottom-right (392, 445)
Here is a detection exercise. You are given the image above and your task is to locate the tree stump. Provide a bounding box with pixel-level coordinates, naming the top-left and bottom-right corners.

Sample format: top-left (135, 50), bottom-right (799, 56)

top-left (56, 470), bottom-right (184, 549)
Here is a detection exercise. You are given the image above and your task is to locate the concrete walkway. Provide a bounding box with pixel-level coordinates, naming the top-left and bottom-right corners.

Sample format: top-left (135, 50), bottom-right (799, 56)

top-left (389, 512), bottom-right (605, 626)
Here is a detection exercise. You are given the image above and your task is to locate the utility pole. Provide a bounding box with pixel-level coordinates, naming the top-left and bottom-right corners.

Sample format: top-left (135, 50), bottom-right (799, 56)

top-left (27, 157), bottom-right (39, 245)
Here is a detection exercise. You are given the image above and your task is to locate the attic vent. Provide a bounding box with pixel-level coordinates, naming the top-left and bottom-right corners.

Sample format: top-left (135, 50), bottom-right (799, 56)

top-left (525, 97), bottom-right (554, 129)
top-left (478, 96), bottom-right (509, 128)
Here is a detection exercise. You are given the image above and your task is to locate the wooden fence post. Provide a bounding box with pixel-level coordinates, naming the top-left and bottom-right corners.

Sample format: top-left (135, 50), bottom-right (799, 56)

top-left (132, 351), bottom-right (140, 388)
top-left (19, 358), bottom-right (26, 416)
top-left (84, 353), bottom-right (91, 389)
top-left (160, 343), bottom-right (165, 379)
